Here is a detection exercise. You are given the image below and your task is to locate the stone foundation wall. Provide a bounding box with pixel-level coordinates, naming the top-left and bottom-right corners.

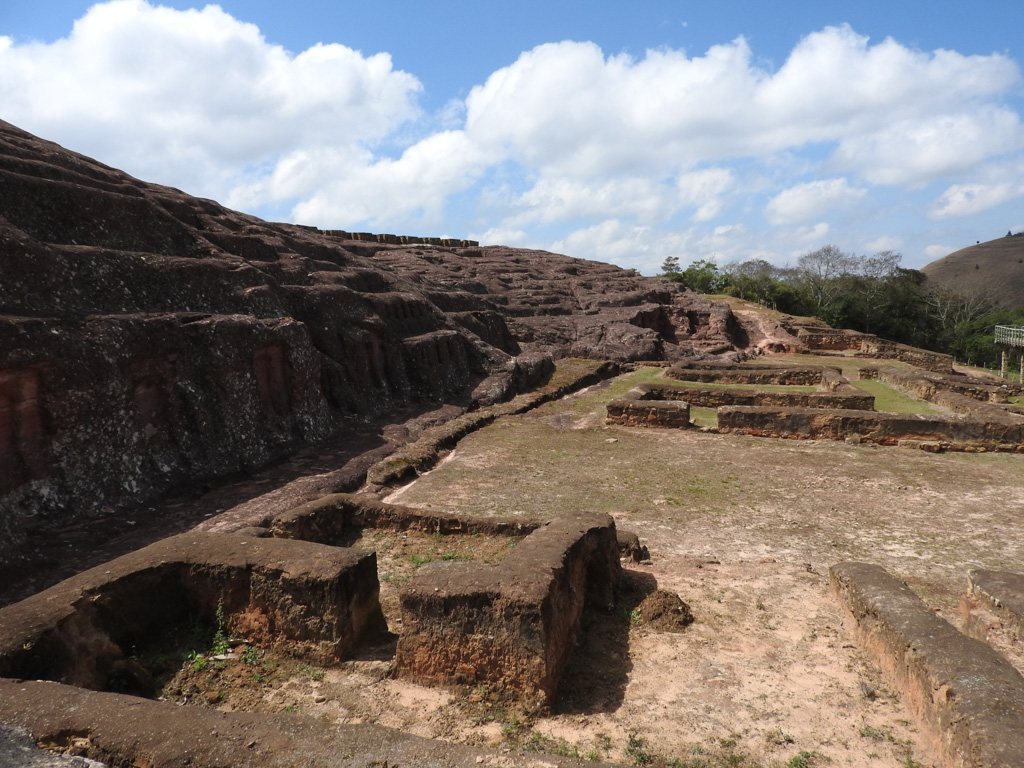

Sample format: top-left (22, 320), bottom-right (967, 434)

top-left (648, 383), bottom-right (873, 411)
top-left (717, 406), bottom-right (1024, 449)
top-left (857, 338), bottom-right (953, 373)
top-left (794, 329), bottom-right (953, 373)
top-left (606, 374), bottom-right (874, 429)
top-left (271, 493), bottom-right (541, 543)
top-left (666, 364), bottom-right (829, 386)
top-left (831, 563), bottom-right (1024, 768)
top-left (795, 329), bottom-right (864, 350)
top-left (605, 385), bottom-right (691, 428)
top-left (0, 532), bottom-right (386, 690)
top-left (273, 495), bottom-right (627, 704)
top-left (961, 569), bottom-right (1024, 647)
top-left (877, 366), bottom-right (1023, 404)
top-left (394, 512), bottom-right (620, 705)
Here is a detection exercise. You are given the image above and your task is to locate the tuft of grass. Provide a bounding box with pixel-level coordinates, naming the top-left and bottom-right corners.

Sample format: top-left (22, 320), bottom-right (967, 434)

top-left (626, 733), bottom-right (655, 766)
top-left (298, 664), bottom-right (325, 681)
top-left (859, 725), bottom-right (894, 742)
top-left (210, 600), bottom-right (231, 656)
top-left (788, 750), bottom-right (828, 768)
top-left (764, 728), bottom-right (794, 747)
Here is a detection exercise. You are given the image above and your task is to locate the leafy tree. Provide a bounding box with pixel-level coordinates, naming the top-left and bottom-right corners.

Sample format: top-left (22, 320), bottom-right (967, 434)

top-left (671, 258), bottom-right (726, 293)
top-left (660, 256), bottom-right (681, 275)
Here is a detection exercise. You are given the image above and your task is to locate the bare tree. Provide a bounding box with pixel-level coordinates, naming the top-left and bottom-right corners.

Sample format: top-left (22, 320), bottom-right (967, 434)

top-left (924, 285), bottom-right (996, 330)
top-left (797, 245), bottom-right (855, 313)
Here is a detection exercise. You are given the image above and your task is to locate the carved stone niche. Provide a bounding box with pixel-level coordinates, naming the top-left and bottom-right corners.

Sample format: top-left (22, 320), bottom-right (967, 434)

top-left (130, 357), bottom-right (176, 440)
top-left (252, 343), bottom-right (291, 418)
top-left (0, 366), bottom-right (47, 493)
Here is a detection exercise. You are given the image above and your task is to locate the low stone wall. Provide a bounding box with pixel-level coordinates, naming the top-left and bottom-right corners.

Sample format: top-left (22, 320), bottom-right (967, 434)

top-left (877, 366), bottom-right (1023, 404)
top-left (794, 329), bottom-right (953, 373)
top-left (0, 532), bottom-right (385, 689)
top-left (395, 512), bottom-right (620, 705)
top-left (605, 385), bottom-right (691, 428)
top-left (606, 377), bottom-right (873, 429)
top-left (831, 563), bottom-right (1024, 768)
top-left (717, 406), bottom-right (1024, 449)
top-left (0, 490), bottom-right (631, 766)
top-left (0, 679), bottom-right (591, 768)
top-left (796, 329), bottom-right (864, 350)
top-left (819, 366), bottom-right (846, 392)
top-left (271, 492), bottom-right (541, 542)
top-left (960, 569), bottom-right (1024, 647)
top-left (857, 338), bottom-right (953, 373)
top-left (651, 383), bottom-right (872, 411)
top-left (366, 360), bottom-right (621, 488)
top-left (667, 363), bottom-right (828, 386)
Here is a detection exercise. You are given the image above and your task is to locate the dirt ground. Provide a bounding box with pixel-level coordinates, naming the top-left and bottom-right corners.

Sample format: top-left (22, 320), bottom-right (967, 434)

top-left (142, 364), bottom-right (1024, 768)
top-left (376, 366), bottom-right (1024, 767)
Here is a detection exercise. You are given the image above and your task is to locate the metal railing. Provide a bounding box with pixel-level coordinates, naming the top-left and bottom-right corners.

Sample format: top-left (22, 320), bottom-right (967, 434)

top-left (994, 325), bottom-right (1024, 348)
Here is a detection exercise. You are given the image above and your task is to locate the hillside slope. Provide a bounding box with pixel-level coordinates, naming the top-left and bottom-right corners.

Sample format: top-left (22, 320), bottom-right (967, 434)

top-left (921, 234), bottom-right (1024, 308)
top-left (0, 120), bottom-right (741, 564)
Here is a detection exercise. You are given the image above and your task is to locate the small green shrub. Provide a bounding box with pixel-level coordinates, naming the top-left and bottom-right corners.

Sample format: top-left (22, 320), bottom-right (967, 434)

top-left (626, 733), bottom-right (654, 766)
top-left (788, 750), bottom-right (828, 768)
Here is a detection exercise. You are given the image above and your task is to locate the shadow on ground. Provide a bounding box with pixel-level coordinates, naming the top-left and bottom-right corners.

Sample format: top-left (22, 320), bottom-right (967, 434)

top-left (555, 569), bottom-right (657, 715)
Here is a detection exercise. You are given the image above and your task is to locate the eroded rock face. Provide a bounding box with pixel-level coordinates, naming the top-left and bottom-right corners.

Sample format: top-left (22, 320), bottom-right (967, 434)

top-left (0, 119), bottom-right (742, 566)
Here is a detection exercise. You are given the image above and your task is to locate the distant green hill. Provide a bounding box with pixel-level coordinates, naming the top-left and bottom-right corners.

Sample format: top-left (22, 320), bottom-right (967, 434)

top-left (921, 234), bottom-right (1024, 309)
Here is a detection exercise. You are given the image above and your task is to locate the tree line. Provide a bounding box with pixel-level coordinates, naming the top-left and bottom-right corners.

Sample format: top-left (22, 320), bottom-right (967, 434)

top-left (659, 248), bottom-right (1024, 368)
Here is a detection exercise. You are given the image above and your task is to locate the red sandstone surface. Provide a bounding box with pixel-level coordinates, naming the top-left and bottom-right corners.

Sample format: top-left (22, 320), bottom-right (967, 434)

top-left (0, 119), bottom-right (743, 580)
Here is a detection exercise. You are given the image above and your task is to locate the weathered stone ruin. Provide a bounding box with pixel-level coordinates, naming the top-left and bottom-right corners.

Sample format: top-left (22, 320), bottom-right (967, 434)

top-left (0, 119), bottom-right (747, 574)
top-left (961, 570), bottom-right (1024, 648)
top-left (608, 360), bottom-right (1024, 452)
top-left (4, 117), bottom-right (1024, 768)
top-left (0, 489), bottom-right (628, 766)
top-left (831, 563), bottom-right (1024, 768)
top-left (0, 533), bottom-right (385, 689)
top-left (781, 318), bottom-right (954, 372)
top-left (396, 511), bottom-right (620, 705)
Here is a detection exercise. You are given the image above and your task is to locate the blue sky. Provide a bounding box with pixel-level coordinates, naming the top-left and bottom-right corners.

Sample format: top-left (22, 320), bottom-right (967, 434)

top-left (3, 1), bottom-right (1024, 273)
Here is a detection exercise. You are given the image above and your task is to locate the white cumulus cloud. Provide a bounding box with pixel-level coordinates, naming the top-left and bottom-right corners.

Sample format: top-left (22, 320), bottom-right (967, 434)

top-left (764, 178), bottom-right (867, 226)
top-left (930, 182), bottom-right (1024, 219)
top-left (1, 3), bottom-right (1023, 267)
top-left (0, 0), bottom-right (422, 201)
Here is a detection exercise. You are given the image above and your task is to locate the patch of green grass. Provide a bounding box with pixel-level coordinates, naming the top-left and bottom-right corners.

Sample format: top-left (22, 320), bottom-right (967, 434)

top-left (689, 405), bottom-right (718, 428)
top-left (673, 381), bottom-right (817, 393)
top-left (849, 379), bottom-right (941, 414)
top-left (551, 366), bottom-right (669, 417)
top-left (409, 554), bottom-right (433, 567)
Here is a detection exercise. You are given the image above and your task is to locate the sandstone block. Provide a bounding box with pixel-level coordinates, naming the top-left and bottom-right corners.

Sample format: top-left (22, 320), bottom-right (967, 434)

top-left (831, 562), bottom-right (1024, 768)
top-left (0, 532), bottom-right (385, 690)
top-left (395, 512), bottom-right (620, 704)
